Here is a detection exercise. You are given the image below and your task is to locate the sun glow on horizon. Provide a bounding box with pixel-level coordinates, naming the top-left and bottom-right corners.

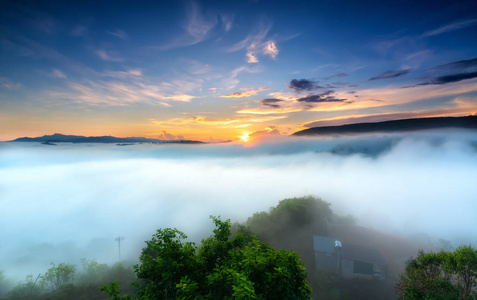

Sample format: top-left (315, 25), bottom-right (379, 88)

top-left (239, 132), bottom-right (250, 142)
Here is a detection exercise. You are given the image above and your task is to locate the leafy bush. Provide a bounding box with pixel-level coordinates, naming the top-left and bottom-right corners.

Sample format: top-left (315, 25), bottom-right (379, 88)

top-left (395, 245), bottom-right (477, 299)
top-left (102, 216), bottom-right (312, 299)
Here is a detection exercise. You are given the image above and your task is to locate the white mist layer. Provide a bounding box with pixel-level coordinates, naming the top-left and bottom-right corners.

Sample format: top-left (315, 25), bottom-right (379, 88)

top-left (1, 130), bottom-right (476, 282)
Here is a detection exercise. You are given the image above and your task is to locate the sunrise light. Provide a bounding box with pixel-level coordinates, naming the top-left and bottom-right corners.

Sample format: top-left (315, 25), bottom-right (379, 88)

top-left (239, 132), bottom-right (250, 142)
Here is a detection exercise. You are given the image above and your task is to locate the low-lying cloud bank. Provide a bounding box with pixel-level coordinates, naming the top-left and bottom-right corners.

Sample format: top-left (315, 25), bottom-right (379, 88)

top-left (1, 129), bottom-right (476, 283)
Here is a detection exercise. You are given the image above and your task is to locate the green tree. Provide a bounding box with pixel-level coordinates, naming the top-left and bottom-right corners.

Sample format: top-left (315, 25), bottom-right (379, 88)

top-left (102, 216), bottom-right (311, 299)
top-left (243, 195), bottom-right (333, 271)
top-left (246, 195), bottom-right (332, 239)
top-left (446, 245), bottom-right (477, 297)
top-left (7, 274), bottom-right (43, 300)
top-left (0, 270), bottom-right (6, 297)
top-left (40, 262), bottom-right (76, 291)
top-left (395, 246), bottom-right (477, 299)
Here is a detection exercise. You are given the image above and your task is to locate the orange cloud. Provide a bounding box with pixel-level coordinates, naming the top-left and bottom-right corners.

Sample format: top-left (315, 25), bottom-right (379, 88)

top-left (237, 78), bottom-right (477, 115)
top-left (221, 87), bottom-right (269, 98)
top-left (246, 51), bottom-right (259, 63)
top-left (263, 41), bottom-right (278, 59)
top-left (150, 115), bottom-right (287, 127)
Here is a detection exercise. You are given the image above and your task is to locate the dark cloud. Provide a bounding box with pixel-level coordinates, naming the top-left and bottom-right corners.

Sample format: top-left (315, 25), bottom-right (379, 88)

top-left (404, 57), bottom-right (477, 88)
top-left (260, 98), bottom-right (283, 108)
top-left (434, 57), bottom-right (477, 71)
top-left (331, 82), bottom-right (349, 86)
top-left (416, 72), bottom-right (477, 86)
top-left (321, 73), bottom-right (348, 80)
top-left (288, 79), bottom-right (322, 93)
top-left (335, 72), bottom-right (348, 78)
top-left (296, 91), bottom-right (349, 103)
top-left (368, 69), bottom-right (412, 81)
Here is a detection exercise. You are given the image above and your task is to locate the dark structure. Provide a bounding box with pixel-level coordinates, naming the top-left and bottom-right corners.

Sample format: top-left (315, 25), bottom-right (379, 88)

top-left (313, 236), bottom-right (387, 280)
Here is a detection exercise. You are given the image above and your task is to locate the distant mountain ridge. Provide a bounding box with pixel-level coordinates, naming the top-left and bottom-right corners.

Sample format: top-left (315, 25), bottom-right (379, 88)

top-left (293, 116), bottom-right (477, 136)
top-left (10, 133), bottom-right (204, 144)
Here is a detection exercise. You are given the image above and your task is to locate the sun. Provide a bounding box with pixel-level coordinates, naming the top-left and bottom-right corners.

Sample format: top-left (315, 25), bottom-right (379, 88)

top-left (239, 132), bottom-right (250, 142)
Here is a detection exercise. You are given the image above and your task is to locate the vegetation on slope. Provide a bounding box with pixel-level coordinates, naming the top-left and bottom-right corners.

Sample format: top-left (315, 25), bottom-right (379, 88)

top-left (3, 195), bottom-right (475, 300)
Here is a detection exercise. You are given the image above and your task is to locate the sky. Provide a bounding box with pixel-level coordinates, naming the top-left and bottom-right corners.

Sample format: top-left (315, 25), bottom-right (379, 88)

top-left (0, 0), bottom-right (477, 141)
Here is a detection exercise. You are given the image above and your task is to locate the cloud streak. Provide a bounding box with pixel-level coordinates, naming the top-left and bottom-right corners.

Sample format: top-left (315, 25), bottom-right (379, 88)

top-left (95, 49), bottom-right (123, 62)
top-left (415, 72), bottom-right (477, 86)
top-left (423, 18), bottom-right (477, 37)
top-left (368, 69), bottom-right (412, 81)
top-left (406, 58), bottom-right (477, 87)
top-left (296, 91), bottom-right (349, 103)
top-left (150, 115), bottom-right (287, 127)
top-left (221, 87), bottom-right (269, 98)
top-left (227, 23), bottom-right (279, 63)
top-left (44, 76), bottom-right (196, 106)
top-left (52, 69), bottom-right (67, 78)
top-left (154, 1), bottom-right (218, 50)
top-left (260, 98), bottom-right (284, 108)
top-left (106, 29), bottom-right (128, 39)
top-left (0, 77), bottom-right (21, 90)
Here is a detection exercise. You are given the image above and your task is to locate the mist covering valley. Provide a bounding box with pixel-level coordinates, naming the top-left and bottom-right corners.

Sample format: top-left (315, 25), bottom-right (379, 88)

top-left (1, 129), bottom-right (477, 295)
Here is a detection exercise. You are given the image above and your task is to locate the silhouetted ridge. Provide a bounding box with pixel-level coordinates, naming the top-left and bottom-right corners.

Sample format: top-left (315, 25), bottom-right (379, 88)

top-left (293, 116), bottom-right (477, 136)
top-left (10, 133), bottom-right (204, 144)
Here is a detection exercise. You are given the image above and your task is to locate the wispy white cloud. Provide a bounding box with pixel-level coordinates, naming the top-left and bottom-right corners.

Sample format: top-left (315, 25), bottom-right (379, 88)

top-left (95, 49), bottom-right (123, 62)
top-left (52, 69), bottom-right (67, 78)
top-left (43, 74), bottom-right (197, 106)
top-left (221, 65), bottom-right (263, 89)
top-left (228, 24), bottom-right (271, 52)
top-left (220, 14), bottom-right (234, 32)
top-left (423, 18), bottom-right (477, 37)
top-left (106, 29), bottom-right (128, 39)
top-left (155, 1), bottom-right (218, 50)
top-left (180, 59), bottom-right (212, 75)
top-left (227, 23), bottom-right (279, 63)
top-left (70, 25), bottom-right (88, 37)
top-left (186, 1), bottom-right (217, 41)
top-left (0, 77), bottom-right (21, 90)
top-left (28, 12), bottom-right (61, 34)
top-left (2, 35), bottom-right (101, 80)
top-left (103, 69), bottom-right (142, 79)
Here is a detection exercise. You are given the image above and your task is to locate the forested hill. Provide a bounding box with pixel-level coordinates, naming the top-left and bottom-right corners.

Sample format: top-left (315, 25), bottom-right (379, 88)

top-left (293, 116), bottom-right (477, 136)
top-left (10, 133), bottom-right (204, 144)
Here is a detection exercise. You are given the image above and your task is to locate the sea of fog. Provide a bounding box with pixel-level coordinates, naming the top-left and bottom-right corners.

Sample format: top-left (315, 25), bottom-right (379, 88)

top-left (1, 129), bottom-right (477, 283)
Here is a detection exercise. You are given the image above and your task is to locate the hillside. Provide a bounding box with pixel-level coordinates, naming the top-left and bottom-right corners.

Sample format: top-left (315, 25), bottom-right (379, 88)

top-left (293, 116), bottom-right (477, 136)
top-left (10, 133), bottom-right (204, 144)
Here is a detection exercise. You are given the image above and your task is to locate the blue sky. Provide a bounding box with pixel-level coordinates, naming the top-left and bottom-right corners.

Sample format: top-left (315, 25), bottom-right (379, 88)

top-left (0, 0), bottom-right (476, 141)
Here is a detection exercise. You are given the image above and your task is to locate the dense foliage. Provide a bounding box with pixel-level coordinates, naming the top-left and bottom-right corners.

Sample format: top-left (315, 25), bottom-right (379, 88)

top-left (240, 196), bottom-right (396, 300)
top-left (6, 195), bottom-right (469, 300)
top-left (395, 245), bottom-right (477, 299)
top-left (102, 216), bottom-right (311, 299)
top-left (245, 196), bottom-right (333, 240)
top-left (4, 260), bottom-right (136, 300)
top-left (242, 196), bottom-right (333, 268)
